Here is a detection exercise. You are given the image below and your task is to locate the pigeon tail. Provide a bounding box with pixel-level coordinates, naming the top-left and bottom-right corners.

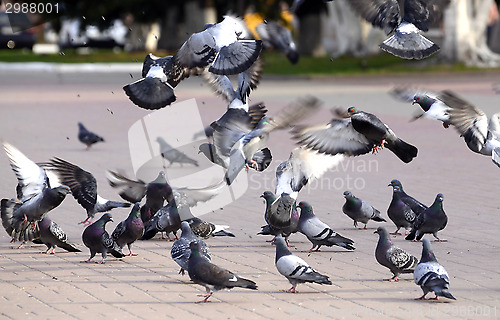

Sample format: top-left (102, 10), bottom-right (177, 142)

top-left (387, 138), bottom-right (418, 163)
top-left (212, 230), bottom-right (235, 237)
top-left (110, 248), bottom-right (126, 258)
top-left (140, 227), bottom-right (158, 240)
top-left (379, 23), bottom-right (439, 60)
top-left (492, 147), bottom-right (500, 168)
top-left (405, 229), bottom-right (417, 241)
top-left (232, 277), bottom-right (258, 290)
top-left (371, 216), bottom-right (387, 222)
top-left (336, 241), bottom-right (356, 251)
top-left (436, 289), bottom-right (456, 300)
top-left (57, 241), bottom-right (81, 253)
top-left (123, 77), bottom-right (175, 110)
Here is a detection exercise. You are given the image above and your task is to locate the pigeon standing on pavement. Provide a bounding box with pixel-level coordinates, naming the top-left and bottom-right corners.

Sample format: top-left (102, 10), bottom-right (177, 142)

top-left (78, 122), bottom-right (104, 150)
top-left (37, 215), bottom-right (81, 254)
top-left (374, 226), bottom-right (419, 281)
top-left (171, 221), bottom-right (211, 275)
top-left (40, 157), bottom-right (131, 225)
top-left (187, 241), bottom-right (258, 303)
top-left (342, 191), bottom-right (386, 229)
top-left (293, 107), bottom-right (418, 163)
top-left (186, 217), bottom-right (235, 239)
top-left (274, 235), bottom-right (332, 293)
top-left (406, 194), bottom-right (448, 242)
top-left (141, 202), bottom-right (181, 240)
top-left (387, 180), bottom-right (427, 235)
top-left (258, 191), bottom-right (299, 244)
top-left (297, 201), bottom-right (355, 252)
top-left (156, 137), bottom-right (199, 167)
top-left (82, 213), bottom-right (125, 264)
top-left (414, 238), bottom-right (456, 300)
top-left (111, 203), bottom-right (144, 255)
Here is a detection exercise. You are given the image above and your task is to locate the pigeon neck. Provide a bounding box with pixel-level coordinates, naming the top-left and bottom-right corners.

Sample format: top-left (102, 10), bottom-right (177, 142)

top-left (420, 241), bottom-right (437, 263)
top-left (275, 238), bottom-right (292, 262)
top-left (298, 206), bottom-right (313, 222)
top-left (345, 196), bottom-right (360, 209)
top-left (377, 229), bottom-right (393, 247)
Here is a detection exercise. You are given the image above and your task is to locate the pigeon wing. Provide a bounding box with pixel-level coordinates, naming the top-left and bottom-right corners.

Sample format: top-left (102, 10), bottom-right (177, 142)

top-left (106, 170), bottom-right (147, 203)
top-left (347, 0), bottom-right (401, 34)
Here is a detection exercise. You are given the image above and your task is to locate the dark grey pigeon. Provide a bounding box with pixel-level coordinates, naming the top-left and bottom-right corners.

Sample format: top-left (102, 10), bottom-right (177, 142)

top-left (1, 198), bottom-right (38, 244)
top-left (188, 241), bottom-right (258, 303)
top-left (414, 238), bottom-right (456, 300)
top-left (40, 157), bottom-right (131, 225)
top-left (255, 20), bottom-right (299, 64)
top-left (78, 122), bottom-right (104, 150)
top-left (406, 194), bottom-right (448, 242)
top-left (337, 0), bottom-right (450, 59)
top-left (186, 217), bottom-right (235, 239)
top-left (171, 221), bottom-right (211, 275)
top-left (141, 202), bottom-right (181, 240)
top-left (258, 191), bottom-right (299, 245)
top-left (388, 180), bottom-right (427, 215)
top-left (82, 213), bottom-right (125, 264)
top-left (374, 226), bottom-right (419, 281)
top-left (37, 215), bottom-right (81, 254)
top-left (293, 107), bottom-right (418, 163)
top-left (2, 142), bottom-right (71, 241)
top-left (438, 90), bottom-right (500, 168)
top-left (156, 137), bottom-right (199, 167)
top-left (387, 180), bottom-right (427, 235)
top-left (111, 203), bottom-right (144, 255)
top-left (297, 201), bottom-right (355, 252)
top-left (274, 235), bottom-right (332, 293)
top-left (342, 190), bottom-right (386, 229)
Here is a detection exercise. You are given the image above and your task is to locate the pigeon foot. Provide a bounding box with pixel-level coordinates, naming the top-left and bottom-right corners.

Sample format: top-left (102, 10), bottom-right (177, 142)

top-left (386, 276), bottom-right (399, 282)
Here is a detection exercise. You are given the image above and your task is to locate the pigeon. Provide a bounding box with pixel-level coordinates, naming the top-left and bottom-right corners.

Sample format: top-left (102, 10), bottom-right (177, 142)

top-left (81, 213), bottom-right (125, 264)
top-left (340, 0), bottom-right (450, 59)
top-left (255, 20), bottom-right (299, 64)
top-left (111, 203), bottom-right (144, 255)
top-left (405, 193), bottom-right (448, 242)
top-left (37, 215), bottom-right (81, 254)
top-left (293, 107), bottom-right (418, 163)
top-left (2, 142), bottom-right (71, 241)
top-left (414, 238), bottom-right (456, 300)
top-left (186, 217), bottom-right (235, 239)
top-left (387, 180), bottom-right (427, 235)
top-left (187, 241), bottom-right (258, 303)
top-left (388, 180), bottom-right (428, 216)
top-left (374, 226), bottom-right (419, 281)
top-left (156, 137), bottom-right (199, 167)
top-left (171, 221), bottom-right (211, 275)
top-left (269, 146), bottom-right (345, 229)
top-left (141, 202), bottom-right (181, 240)
top-left (274, 235), bottom-right (332, 293)
top-left (107, 170), bottom-right (173, 222)
top-left (78, 122), bottom-right (104, 150)
top-left (389, 86), bottom-right (451, 127)
top-left (297, 201), bottom-right (355, 252)
top-left (342, 191), bottom-right (386, 229)
top-left (258, 191), bottom-right (299, 244)
top-left (40, 157), bottom-right (131, 225)
top-left (437, 90), bottom-right (500, 168)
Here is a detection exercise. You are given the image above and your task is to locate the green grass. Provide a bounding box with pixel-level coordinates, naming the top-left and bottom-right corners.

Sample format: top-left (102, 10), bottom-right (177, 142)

top-left (0, 47), bottom-right (498, 75)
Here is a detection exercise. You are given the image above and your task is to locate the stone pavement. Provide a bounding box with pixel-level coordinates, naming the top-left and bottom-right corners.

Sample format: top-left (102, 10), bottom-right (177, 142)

top-left (0, 66), bottom-right (499, 320)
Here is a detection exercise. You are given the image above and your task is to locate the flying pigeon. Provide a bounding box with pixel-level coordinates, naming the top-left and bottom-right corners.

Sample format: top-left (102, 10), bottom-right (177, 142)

top-left (414, 238), bottom-right (456, 300)
top-left (171, 221), bottom-right (211, 275)
top-left (389, 86), bottom-right (451, 127)
top-left (374, 226), bottom-right (419, 281)
top-left (342, 190), bottom-right (386, 229)
top-left (140, 202), bottom-right (181, 241)
top-left (258, 191), bottom-right (299, 245)
top-left (274, 235), bottom-right (332, 293)
top-left (156, 137), bottom-right (199, 167)
top-left (387, 180), bottom-right (427, 235)
top-left (340, 0), bottom-right (450, 59)
top-left (40, 157), bottom-right (131, 225)
top-left (2, 142), bottom-right (71, 241)
top-left (78, 122), bottom-right (104, 150)
top-left (406, 193), bottom-right (448, 242)
top-left (268, 146), bottom-right (345, 229)
top-left (293, 107), bottom-right (418, 163)
top-left (185, 217), bottom-right (235, 239)
top-left (255, 20), bottom-right (299, 64)
top-left (111, 203), bottom-right (144, 255)
top-left (82, 213), bottom-right (125, 264)
top-left (187, 241), bottom-right (258, 303)
top-left (297, 201), bottom-right (355, 252)
top-left (437, 90), bottom-right (500, 168)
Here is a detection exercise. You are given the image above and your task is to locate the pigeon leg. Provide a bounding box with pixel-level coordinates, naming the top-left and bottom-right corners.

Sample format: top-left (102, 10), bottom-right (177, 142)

top-left (178, 268), bottom-right (185, 275)
top-left (49, 247), bottom-right (56, 254)
top-left (390, 227), bottom-right (401, 235)
top-left (415, 294), bottom-right (428, 300)
top-left (266, 236), bottom-right (276, 244)
top-left (98, 251), bottom-right (107, 264)
top-left (386, 275), bottom-right (399, 282)
top-left (82, 251), bottom-right (96, 263)
top-left (363, 224), bottom-right (367, 230)
top-left (127, 244), bottom-right (138, 256)
top-left (442, 122), bottom-right (449, 128)
top-left (79, 217), bottom-right (92, 225)
top-left (353, 221), bottom-right (358, 228)
top-left (433, 233), bottom-right (447, 242)
top-left (196, 291), bottom-right (213, 303)
top-left (305, 245), bottom-right (319, 253)
top-left (15, 242), bottom-right (25, 249)
top-left (429, 296), bottom-right (439, 300)
top-left (283, 285), bottom-right (298, 293)
top-left (31, 220), bottom-right (38, 231)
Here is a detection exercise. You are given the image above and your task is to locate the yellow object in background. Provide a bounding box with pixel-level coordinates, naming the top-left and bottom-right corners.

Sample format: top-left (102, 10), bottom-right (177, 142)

top-left (244, 10), bottom-right (294, 40)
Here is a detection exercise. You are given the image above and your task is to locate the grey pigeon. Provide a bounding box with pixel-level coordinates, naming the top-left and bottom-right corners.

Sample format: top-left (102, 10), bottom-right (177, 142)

top-left (389, 86), bottom-right (451, 127)
top-left (258, 191), bottom-right (299, 245)
top-left (338, 0), bottom-right (450, 59)
top-left (274, 235), bottom-right (332, 293)
top-left (342, 190), bottom-right (386, 229)
top-left (111, 203), bottom-right (144, 255)
top-left (156, 137), bottom-right (199, 167)
top-left (293, 107), bottom-right (418, 163)
top-left (141, 202), bottom-right (181, 240)
top-left (37, 215), bottom-right (81, 254)
top-left (188, 241), bottom-right (258, 303)
top-left (40, 157), bottom-right (131, 225)
top-left (255, 20), bottom-right (299, 64)
top-left (297, 201), bottom-right (355, 252)
top-left (186, 217), bottom-right (235, 239)
top-left (374, 226), bottom-right (418, 281)
top-left (387, 180), bottom-right (427, 235)
top-left (2, 142), bottom-right (71, 241)
top-left (82, 213), bottom-right (125, 264)
top-left (1, 198), bottom-right (37, 244)
top-left (414, 238), bottom-right (456, 300)
top-left (406, 194), bottom-right (448, 242)
top-left (388, 180), bottom-right (427, 215)
top-left (78, 122), bottom-right (104, 150)
top-left (438, 90), bottom-right (500, 168)
top-left (171, 221), bottom-right (211, 275)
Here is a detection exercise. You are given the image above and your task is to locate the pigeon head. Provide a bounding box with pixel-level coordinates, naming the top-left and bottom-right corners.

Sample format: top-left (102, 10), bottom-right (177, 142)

top-left (374, 227), bottom-right (392, 244)
top-left (436, 193), bottom-right (444, 202)
top-left (260, 191), bottom-right (275, 202)
top-left (412, 94), bottom-right (435, 111)
top-left (388, 179), bottom-right (402, 188)
top-left (55, 185), bottom-right (71, 196)
top-left (152, 171), bottom-right (167, 184)
top-left (189, 240), bottom-right (203, 258)
top-left (99, 213), bottom-right (113, 224)
top-left (180, 221), bottom-right (195, 237)
top-left (347, 107), bottom-right (358, 116)
top-left (420, 238), bottom-right (437, 263)
top-left (78, 122), bottom-right (85, 129)
top-left (298, 201), bottom-right (314, 217)
top-left (343, 190), bottom-right (353, 199)
top-left (256, 116), bottom-right (272, 129)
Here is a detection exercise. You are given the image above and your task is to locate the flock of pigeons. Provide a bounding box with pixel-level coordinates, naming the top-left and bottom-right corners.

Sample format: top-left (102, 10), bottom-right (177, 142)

top-left (2, 4), bottom-right (499, 305)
